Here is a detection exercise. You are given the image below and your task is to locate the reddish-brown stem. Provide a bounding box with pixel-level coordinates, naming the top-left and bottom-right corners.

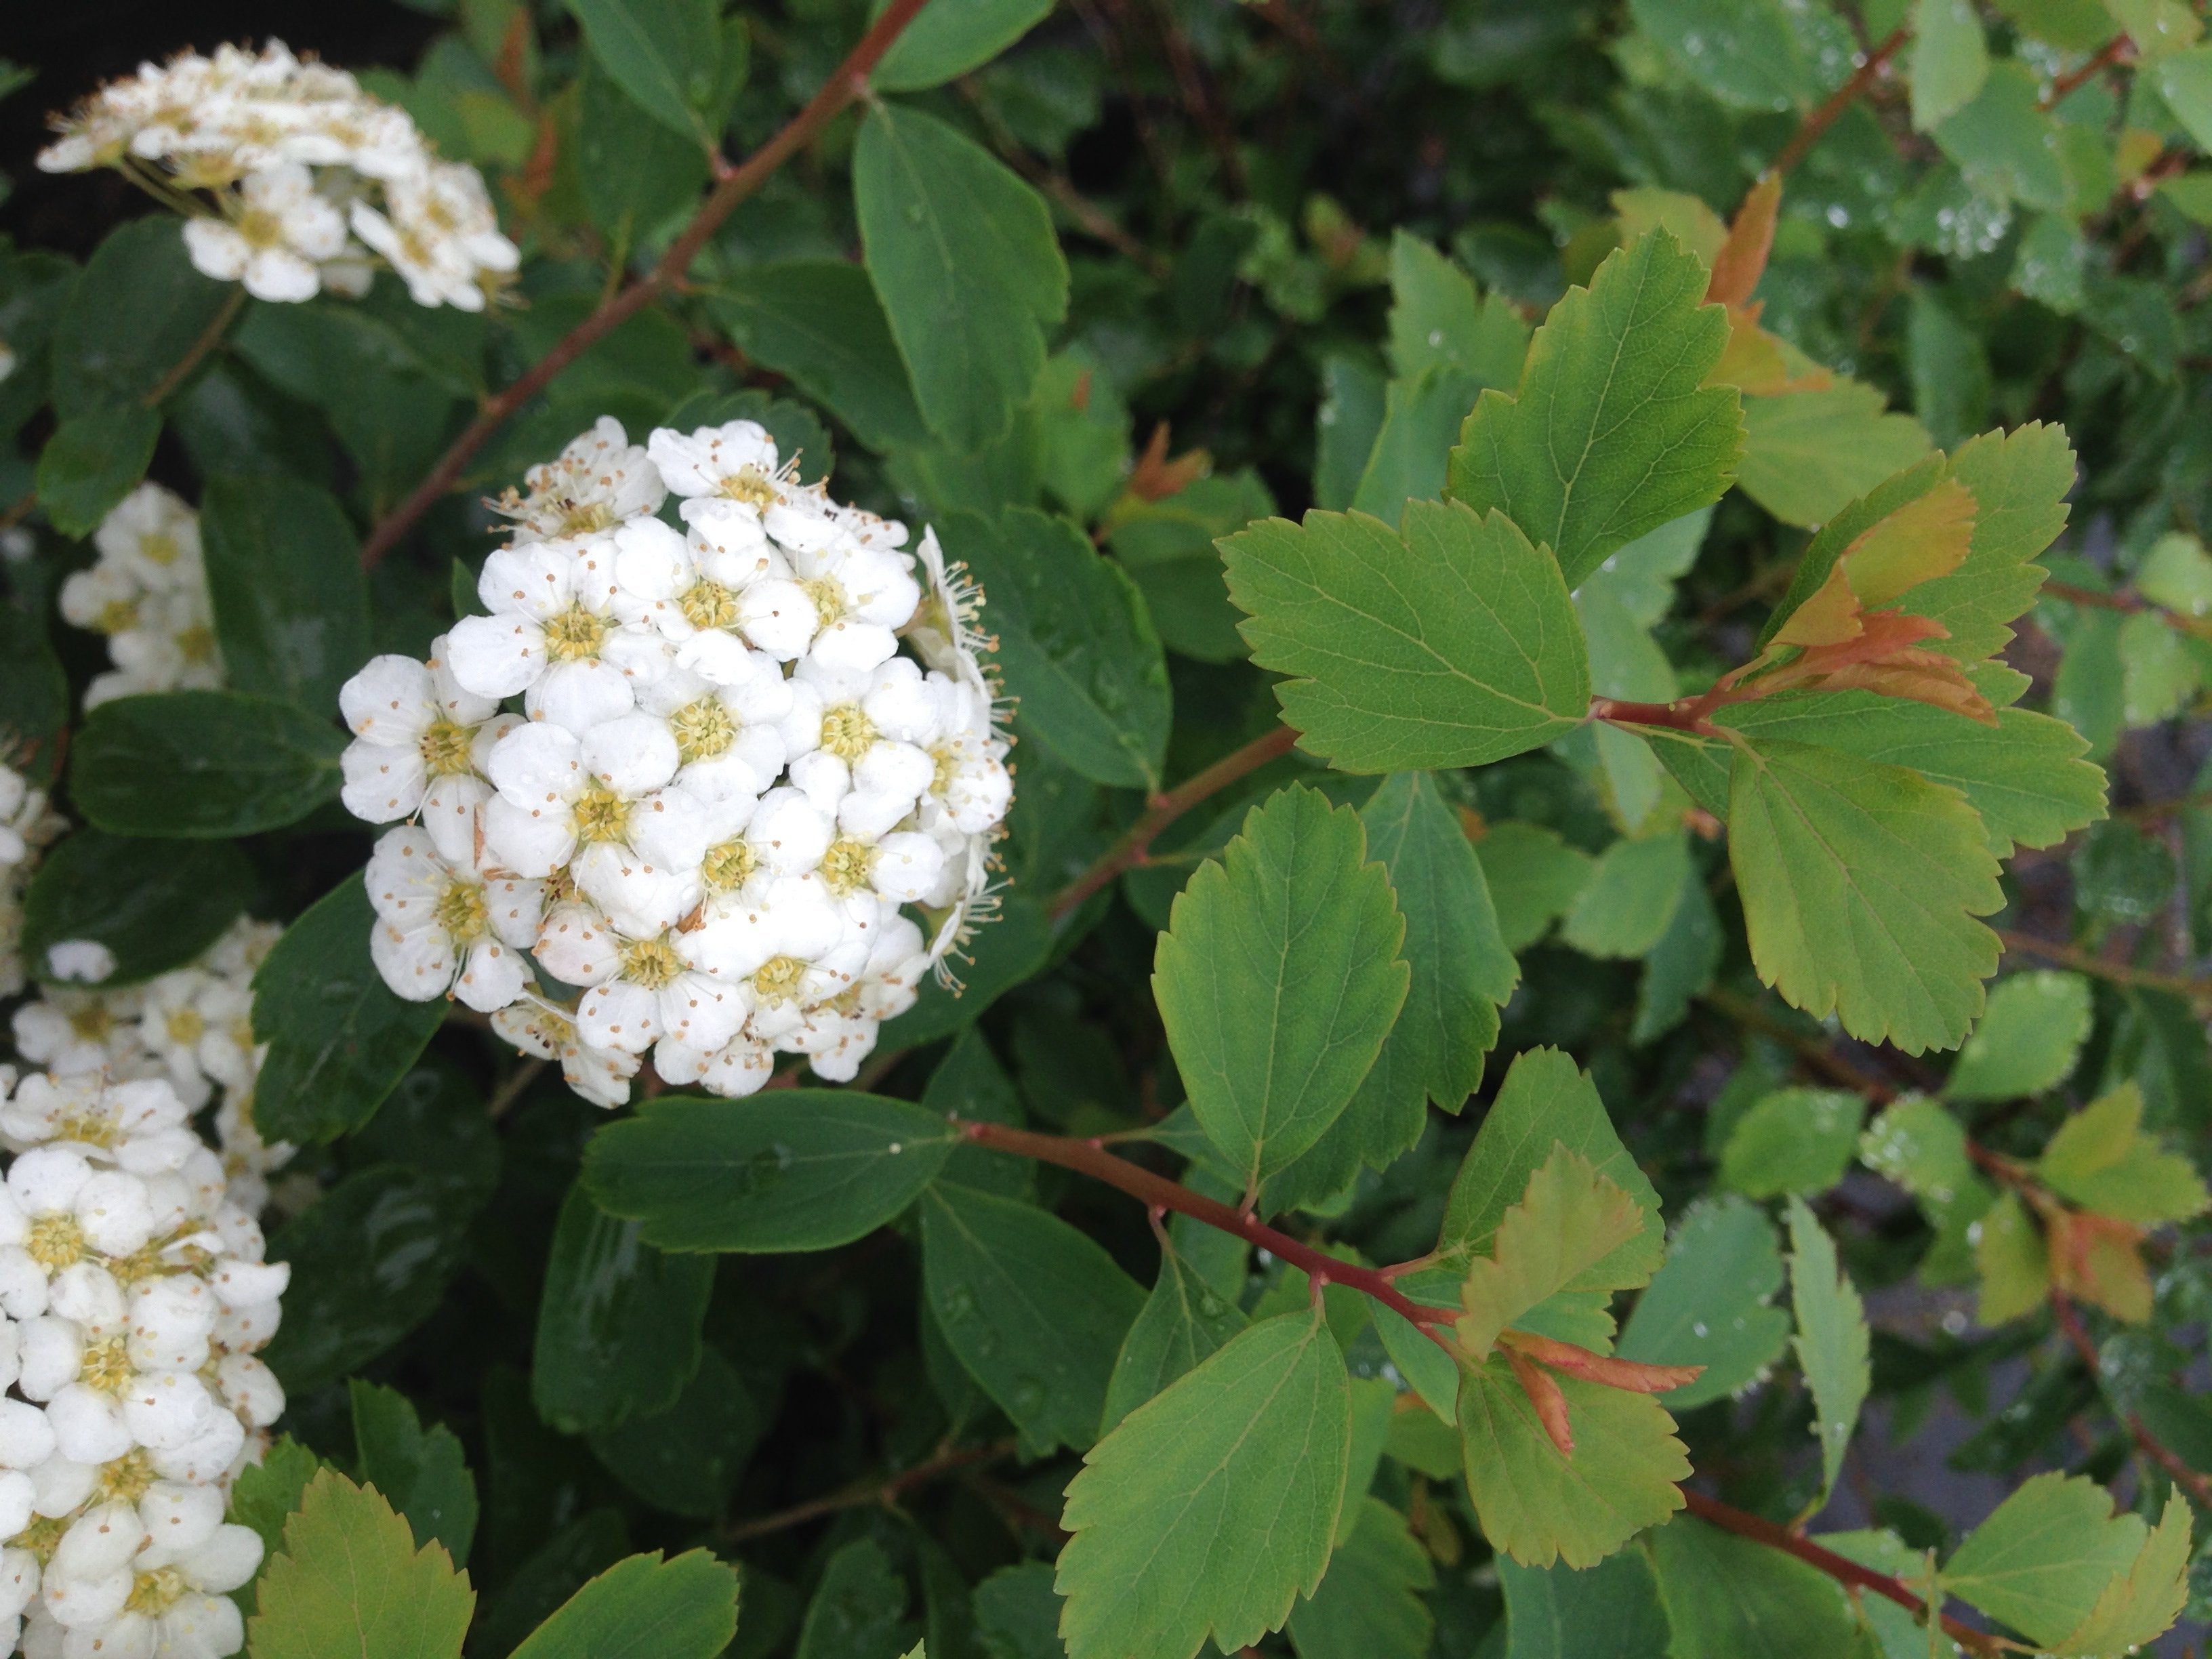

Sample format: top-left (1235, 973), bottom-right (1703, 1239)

top-left (1996, 928), bottom-right (2212, 1005)
top-left (721, 1436), bottom-right (1016, 1543)
top-left (1588, 696), bottom-right (1719, 735)
top-left (143, 287), bottom-right (245, 409)
top-left (951, 1118), bottom-right (1458, 1340)
top-left (356, 0), bottom-right (937, 569)
top-left (1772, 27), bottom-right (1909, 177)
top-left (2042, 33), bottom-right (2135, 110)
top-left (1681, 1492), bottom-right (2003, 1654)
top-left (1047, 724), bottom-right (1300, 920)
top-left (2049, 1290), bottom-right (2212, 1509)
top-left (2043, 579), bottom-right (2212, 641)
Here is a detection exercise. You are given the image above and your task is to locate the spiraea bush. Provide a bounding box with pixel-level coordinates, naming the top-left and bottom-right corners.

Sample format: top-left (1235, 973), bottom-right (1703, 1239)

top-left (5, 0), bottom-right (2212, 1654)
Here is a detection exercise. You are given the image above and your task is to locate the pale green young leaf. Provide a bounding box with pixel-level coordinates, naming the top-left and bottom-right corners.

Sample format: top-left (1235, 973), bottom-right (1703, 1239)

top-left (564, 0), bottom-right (720, 141)
top-left (1286, 1498), bottom-right (1435, 1659)
top-left (1560, 830), bottom-right (1689, 959)
top-left (1153, 785), bottom-right (1408, 1189)
top-left (1912, 0), bottom-right (1990, 130)
top-left (1727, 735), bottom-right (2003, 1054)
top-left (246, 1469), bottom-right (474, 1659)
top-left (1221, 499), bottom-right (1591, 772)
top-left (1456, 1354), bottom-right (1689, 1569)
top-left (2050, 1488), bottom-right (2193, 1656)
top-left (2036, 1082), bottom-right (2212, 1223)
top-left (1099, 1234), bottom-right (1248, 1433)
top-left (1910, 422), bottom-right (2076, 661)
top-left (1974, 1188), bottom-right (2051, 1323)
top-left (1578, 508), bottom-right (1711, 628)
top-left (2121, 609), bottom-right (2198, 726)
top-left (1611, 186), bottom-right (1727, 266)
top-left (350, 1380), bottom-right (478, 1568)
top-left (2152, 45), bottom-right (2212, 150)
top-left (872, 0), bottom-right (1057, 92)
top-left (1933, 61), bottom-right (2069, 210)
top-left (1351, 365), bottom-right (1483, 525)
top-left (1946, 970), bottom-right (2094, 1101)
top-left (854, 102), bottom-right (1068, 451)
top-left (1387, 231), bottom-right (1529, 386)
top-left (1447, 230), bottom-right (1742, 588)
top-left (1456, 1147), bottom-right (1652, 1361)
top-left (1719, 1088), bottom-right (1866, 1199)
top-left (509, 1551), bottom-right (739, 1659)
top-left (1057, 1313), bottom-right (1351, 1659)
top-left (1648, 1516), bottom-right (1866, 1659)
top-left (1497, 1549), bottom-right (1671, 1658)
top-left (1618, 1196), bottom-right (1793, 1408)
top-left (2135, 531), bottom-right (2212, 616)
top-left (1786, 1197), bottom-right (1869, 1509)
top-left (1860, 1097), bottom-right (1999, 1282)
top-left (1473, 822), bottom-right (1593, 951)
top-left (1944, 1472), bottom-right (2155, 1647)
top-left (1735, 383), bottom-right (1932, 531)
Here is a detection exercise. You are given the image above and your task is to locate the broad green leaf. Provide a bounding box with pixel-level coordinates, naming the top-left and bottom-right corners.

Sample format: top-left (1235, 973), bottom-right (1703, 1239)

top-left (973, 1562), bottom-right (1063, 1659)
top-left (1786, 1196), bottom-right (1870, 1509)
top-left (51, 217), bottom-right (234, 419)
top-left (2036, 1082), bottom-right (2211, 1223)
top-left (1632, 874), bottom-right (1723, 1043)
top-left (1579, 508), bottom-right (1711, 628)
top-left (925, 1029), bottom-right (1031, 1200)
top-left (1727, 735), bottom-right (2003, 1053)
top-left (1372, 1269), bottom-right (1463, 1423)
top-left (1974, 1188), bottom-right (2050, 1323)
top-left (232, 1437), bottom-right (327, 1560)
top-left (1945, 1472), bottom-right (2156, 1646)
top-left (1496, 1548), bottom-right (1671, 1658)
top-left (1912, 0), bottom-right (1990, 130)
top-left (1611, 188), bottom-right (1727, 268)
top-left (1717, 1088), bottom-right (1866, 1199)
top-left (585, 1347), bottom-right (760, 1519)
top-left (1560, 831), bottom-right (1689, 958)
top-left (1057, 1313), bottom-right (1351, 1659)
top-left (1735, 384), bottom-right (1933, 530)
top-left (2121, 607), bottom-right (2198, 724)
top-left (2154, 45), bottom-right (2212, 148)
top-left (1387, 231), bottom-right (1529, 386)
top-left (1457, 1353), bottom-right (1688, 1568)
top-left (874, 0), bottom-right (1057, 91)
top-left (1456, 1147), bottom-right (1651, 1361)
top-left (246, 1469), bottom-right (475, 1659)
top-left (510, 1551), bottom-right (740, 1659)
top-left (70, 690), bottom-right (343, 836)
top-left (1946, 970), bottom-right (2093, 1101)
top-left (941, 507), bottom-right (1170, 789)
top-left (583, 1091), bottom-right (954, 1251)
top-left (1933, 60), bottom-right (2068, 209)
top-left (35, 405), bottom-right (159, 537)
top-left (1860, 1095), bottom-right (1992, 1245)
top-left (532, 1184), bottom-right (712, 1434)
top-left (2051, 1489), bottom-right (2192, 1656)
top-left (350, 1380), bottom-right (480, 1568)
top-left (1448, 230), bottom-right (1743, 588)
top-left (0, 600), bottom-right (68, 785)
top-left (1626, 0), bottom-right (1853, 111)
top-left (1914, 422), bottom-right (2075, 661)
top-left (1100, 1234), bottom-right (1248, 1433)
top-left (251, 878), bottom-right (446, 1145)
top-left (565, 0), bottom-right (721, 141)
top-left (20, 829), bottom-right (252, 987)
top-left (922, 1183), bottom-right (1145, 1454)
top-left (1106, 468), bottom-right (1274, 663)
top-left (1153, 785), bottom-right (1409, 1189)
top-left (708, 262), bottom-right (929, 452)
top-left (1473, 822), bottom-right (1593, 951)
top-left (1618, 1196), bottom-right (1793, 1408)
top-left (1286, 1498), bottom-right (1435, 1659)
top-left (201, 473), bottom-right (371, 714)
top-left (2129, 531), bottom-right (2212, 617)
top-left (1906, 288), bottom-right (1993, 451)
top-left (1221, 499), bottom-right (1591, 771)
top-left (854, 101), bottom-right (1068, 451)
top-left (1648, 1516), bottom-right (1865, 1659)
top-left (1351, 365), bottom-right (1484, 525)
top-left (577, 57), bottom-right (709, 243)
top-left (1315, 354), bottom-right (1388, 512)
top-left (797, 1538), bottom-right (912, 1659)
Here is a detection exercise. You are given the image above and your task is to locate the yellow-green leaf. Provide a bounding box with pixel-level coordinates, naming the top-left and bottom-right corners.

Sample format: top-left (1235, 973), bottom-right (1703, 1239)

top-left (246, 1469), bottom-right (474, 1659)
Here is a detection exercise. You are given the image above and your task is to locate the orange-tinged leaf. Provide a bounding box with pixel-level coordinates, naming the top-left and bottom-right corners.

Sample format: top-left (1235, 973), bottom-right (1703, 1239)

top-left (1834, 478), bottom-right (1978, 609)
top-left (2050, 1210), bottom-right (2154, 1324)
top-left (1504, 1344), bottom-right (1574, 1456)
top-left (1709, 314), bottom-right (1834, 395)
top-left (1708, 174), bottom-right (1781, 309)
top-left (1816, 651), bottom-right (1996, 724)
top-left (1126, 421), bottom-right (1210, 502)
top-left (1771, 562), bottom-right (1865, 649)
top-left (1500, 1330), bottom-right (1704, 1394)
top-left (1454, 1146), bottom-right (1647, 1363)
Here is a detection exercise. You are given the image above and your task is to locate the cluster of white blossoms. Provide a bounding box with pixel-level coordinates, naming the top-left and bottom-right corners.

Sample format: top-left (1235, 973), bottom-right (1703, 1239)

top-left (56, 487), bottom-right (221, 712)
top-left (0, 775), bottom-right (65, 1004)
top-left (37, 40), bottom-right (517, 310)
top-left (339, 417), bottom-right (1014, 1106)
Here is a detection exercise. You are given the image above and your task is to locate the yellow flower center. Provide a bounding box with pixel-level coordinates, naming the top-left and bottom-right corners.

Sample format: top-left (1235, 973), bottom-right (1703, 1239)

top-left (9, 1515), bottom-right (66, 1564)
top-left (81, 1335), bottom-right (134, 1395)
top-left (98, 1450), bottom-right (157, 1506)
top-left (678, 579), bottom-right (741, 632)
top-left (820, 703), bottom-right (876, 764)
top-left (236, 206), bottom-right (283, 250)
top-left (140, 533), bottom-right (180, 567)
top-left (417, 716), bottom-right (476, 777)
top-left (930, 743), bottom-right (959, 796)
top-left (93, 598), bottom-right (139, 636)
top-left (670, 696), bottom-right (737, 766)
top-left (556, 499), bottom-right (617, 539)
top-left (701, 839), bottom-right (756, 896)
top-left (719, 468), bottom-right (778, 506)
top-left (798, 577), bottom-right (846, 628)
top-left (571, 781), bottom-right (632, 845)
top-left (26, 1214), bottom-right (84, 1272)
top-left (177, 623), bottom-right (218, 665)
top-left (125, 1565), bottom-right (188, 1616)
top-left (165, 1007), bottom-right (205, 1047)
top-left (752, 954), bottom-right (807, 1004)
top-left (55, 1113), bottom-right (117, 1149)
top-left (67, 1003), bottom-right (115, 1042)
top-left (541, 602), bottom-right (607, 662)
top-left (434, 878), bottom-right (489, 943)
top-left (819, 836), bottom-right (874, 898)
top-left (619, 935), bottom-right (684, 990)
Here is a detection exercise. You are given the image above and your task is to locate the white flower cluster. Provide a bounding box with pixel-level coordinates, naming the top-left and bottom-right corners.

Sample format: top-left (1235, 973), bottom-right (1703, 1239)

top-left (37, 40), bottom-right (517, 310)
top-left (12, 920), bottom-right (295, 1223)
top-left (339, 417), bottom-right (1014, 1106)
top-left (0, 775), bottom-right (64, 1003)
top-left (57, 487), bottom-right (221, 712)
top-left (0, 1064), bottom-right (285, 1659)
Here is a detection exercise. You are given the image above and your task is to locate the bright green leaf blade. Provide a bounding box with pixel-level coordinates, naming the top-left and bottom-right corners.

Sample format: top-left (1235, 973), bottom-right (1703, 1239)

top-left (1912, 0), bottom-right (1990, 129)
top-left (1632, 873), bottom-right (1723, 1043)
top-left (2154, 45), bottom-right (2212, 148)
top-left (1446, 229), bottom-right (1742, 588)
top-left (1351, 365), bottom-right (1484, 525)
top-left (35, 405), bottom-right (160, 537)
top-left (350, 1380), bottom-right (480, 1569)
top-left (1057, 1312), bottom-right (1351, 1659)
top-left (1945, 1472), bottom-right (2151, 1646)
top-left (1286, 1497), bottom-right (1435, 1659)
top-left (582, 1091), bottom-right (954, 1251)
top-left (575, 58), bottom-right (709, 242)
top-left (1946, 969), bottom-right (2093, 1101)
top-left (1913, 421), bottom-right (2076, 661)
top-left (246, 1469), bottom-right (475, 1659)
top-left (1456, 1354), bottom-right (1688, 1569)
top-left (1934, 60), bottom-right (2069, 211)
top-left (1727, 735), bottom-right (2003, 1054)
top-left (1618, 1195), bottom-right (1793, 1408)
top-left (1387, 231), bottom-right (1529, 386)
top-left (1153, 785), bottom-right (1409, 1189)
top-left (1456, 1147), bottom-right (1654, 1359)
top-left (1581, 507), bottom-right (1711, 628)
top-left (70, 689), bottom-right (343, 836)
top-left (1315, 354), bottom-right (1388, 512)
top-left (1221, 498), bottom-right (1591, 771)
top-left (1648, 1515), bottom-right (1866, 1659)
top-left (564, 0), bottom-right (720, 140)
top-left (1100, 1234), bottom-right (1249, 1434)
top-left (1718, 1088), bottom-right (1866, 1199)
top-left (201, 473), bottom-right (371, 714)
top-left (1496, 1547), bottom-right (1671, 1658)
top-left (20, 829), bottom-right (253, 987)
top-left (707, 261), bottom-right (929, 451)
top-left (1735, 382), bottom-right (1934, 530)
top-left (232, 1436), bottom-right (329, 1614)
top-left (941, 507), bottom-right (1170, 789)
top-left (854, 101), bottom-right (1069, 451)
top-left (51, 217), bottom-right (234, 419)
top-left (873, 0), bottom-right (1057, 91)
top-left (1560, 831), bottom-right (1689, 959)
top-left (2049, 1488), bottom-right (2192, 1656)
top-left (509, 1550), bottom-right (741, 1659)
top-left (922, 1183), bottom-right (1145, 1454)
top-left (1786, 1196), bottom-right (1870, 1509)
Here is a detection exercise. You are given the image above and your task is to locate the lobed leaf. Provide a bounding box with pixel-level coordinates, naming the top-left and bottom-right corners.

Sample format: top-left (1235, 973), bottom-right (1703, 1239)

top-left (246, 1469), bottom-right (475, 1659)
top-left (1785, 1196), bottom-right (1870, 1510)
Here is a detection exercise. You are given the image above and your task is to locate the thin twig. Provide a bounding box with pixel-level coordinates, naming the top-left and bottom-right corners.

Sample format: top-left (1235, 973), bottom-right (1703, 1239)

top-left (1773, 27), bottom-right (1908, 177)
top-left (2041, 579), bottom-right (2212, 640)
top-left (1697, 988), bottom-right (1900, 1104)
top-left (722, 1438), bottom-right (1017, 1544)
top-left (142, 287), bottom-right (246, 409)
top-left (2042, 33), bottom-right (2135, 110)
top-left (1996, 929), bottom-right (2212, 1005)
top-left (356, 0), bottom-right (939, 569)
top-left (2049, 1289), bottom-right (2212, 1509)
top-left (486, 1057), bottom-right (548, 1121)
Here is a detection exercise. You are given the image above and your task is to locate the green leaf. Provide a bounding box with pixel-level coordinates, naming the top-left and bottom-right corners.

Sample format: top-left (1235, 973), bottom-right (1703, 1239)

top-left (1727, 735), bottom-right (2003, 1054)
top-left (1351, 365), bottom-right (1485, 525)
top-left (20, 828), bottom-right (253, 987)
top-left (1786, 1196), bottom-right (1870, 1509)
top-left (232, 1437), bottom-right (327, 1559)
top-left (1632, 874), bottom-right (1723, 1042)
top-left (1473, 822), bottom-right (1593, 951)
top-left (1221, 499), bottom-right (1591, 771)
top-left (1735, 384), bottom-right (1933, 530)
top-left (51, 217), bottom-right (234, 419)
top-left (252, 879), bottom-right (446, 1145)
top-left (1647, 1516), bottom-right (1865, 1659)
top-left (1456, 1147), bottom-right (1656, 1360)
top-left (1457, 1353), bottom-right (1689, 1568)
top-left (796, 1538), bottom-right (912, 1659)
top-left (0, 600), bottom-right (68, 785)
top-left (1946, 969), bottom-right (2093, 1101)
top-left (1911, 422), bottom-right (2076, 662)
top-left (924, 1028), bottom-right (1031, 1200)
top-left (201, 473), bottom-right (370, 715)
top-left (1944, 1472), bottom-right (2158, 1646)
top-left (1617, 1196), bottom-right (1793, 1408)
top-left (1860, 1095), bottom-right (1992, 1242)
top-left (565, 0), bottom-right (721, 141)
top-left (2131, 531), bottom-right (2212, 617)
top-left (510, 1551), bottom-right (741, 1659)
top-left (874, 0), bottom-right (1057, 91)
top-left (1560, 831), bottom-right (1689, 958)
top-left (1626, 0), bottom-right (1853, 111)
top-left (583, 1091), bottom-right (954, 1251)
top-left (532, 1183), bottom-right (713, 1434)
top-left (1057, 1312), bottom-right (1351, 1659)
top-left (2050, 1489), bottom-right (2192, 1656)
top-left (2154, 45), bottom-right (2212, 148)
top-left (2036, 1082), bottom-right (2211, 1223)
top-left (246, 1469), bottom-right (475, 1659)
top-left (708, 262), bottom-right (930, 452)
top-left (1447, 230), bottom-right (1742, 588)
top-left (1974, 1188), bottom-right (2050, 1322)
top-left (1315, 354), bottom-right (1388, 512)
top-left (35, 405), bottom-right (159, 537)
top-left (1580, 508), bottom-right (1711, 628)
top-left (854, 101), bottom-right (1068, 451)
top-left (1933, 60), bottom-right (2069, 210)
top-left (1286, 1498), bottom-right (1435, 1659)
top-left (577, 56), bottom-right (710, 243)
top-left (1496, 1548), bottom-right (1671, 1658)
top-left (585, 1347), bottom-right (761, 1519)
top-left (1717, 1088), bottom-right (1866, 1199)
top-left (972, 1562), bottom-right (1063, 1659)
top-left (1100, 1233), bottom-right (1249, 1433)
top-left (1153, 785), bottom-right (1410, 1189)
top-left (1387, 231), bottom-right (1529, 386)
top-left (922, 1182), bottom-right (1145, 1454)
top-left (350, 1380), bottom-right (480, 1568)
top-left (70, 690), bottom-right (343, 836)
top-left (941, 507), bottom-right (1170, 789)
top-left (1912, 0), bottom-right (1990, 129)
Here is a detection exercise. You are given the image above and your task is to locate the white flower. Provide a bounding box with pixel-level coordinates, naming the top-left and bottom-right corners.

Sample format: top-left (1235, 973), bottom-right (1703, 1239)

top-left (493, 417), bottom-right (665, 546)
top-left (337, 640), bottom-right (512, 846)
top-left (364, 827), bottom-right (544, 1012)
top-left (180, 162), bottom-right (346, 302)
top-left (489, 1002), bottom-right (637, 1109)
top-left (648, 418), bottom-right (783, 507)
top-left (350, 159), bottom-right (518, 312)
top-left (40, 1492), bottom-right (258, 1654)
top-left (90, 486), bottom-right (202, 595)
top-left (448, 540), bottom-right (664, 732)
top-left (44, 943), bottom-right (116, 987)
top-left (789, 656), bottom-right (945, 838)
top-left (531, 902), bottom-right (743, 1056)
top-left (10, 989), bottom-right (146, 1080)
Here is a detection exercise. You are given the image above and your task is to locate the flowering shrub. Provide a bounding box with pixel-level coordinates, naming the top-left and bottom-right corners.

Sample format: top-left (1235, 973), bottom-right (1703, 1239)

top-left (5, 2), bottom-right (2212, 1658)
